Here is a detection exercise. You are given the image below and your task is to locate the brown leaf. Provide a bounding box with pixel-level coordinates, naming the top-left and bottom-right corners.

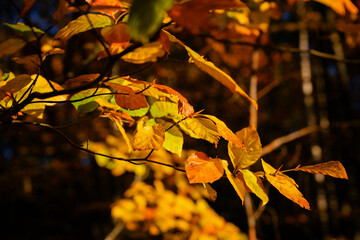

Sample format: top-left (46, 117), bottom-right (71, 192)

top-left (132, 119), bottom-right (165, 151)
top-left (20, 0), bottom-right (37, 18)
top-left (106, 82), bottom-right (148, 110)
top-left (98, 23), bottom-right (131, 59)
top-left (0, 39), bottom-right (26, 58)
top-left (0, 74), bottom-right (32, 100)
top-left (12, 54), bottom-right (41, 69)
top-left (65, 74), bottom-right (100, 88)
top-left (204, 183), bottom-right (217, 202)
top-left (185, 152), bottom-right (224, 184)
top-left (297, 161), bottom-right (348, 179)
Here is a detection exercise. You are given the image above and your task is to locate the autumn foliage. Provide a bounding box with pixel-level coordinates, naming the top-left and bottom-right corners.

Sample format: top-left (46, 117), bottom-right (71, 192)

top-left (0, 0), bottom-right (356, 239)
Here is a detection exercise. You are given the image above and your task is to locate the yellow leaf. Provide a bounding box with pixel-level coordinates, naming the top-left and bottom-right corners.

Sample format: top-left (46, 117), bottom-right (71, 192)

top-left (132, 119), bottom-right (165, 151)
top-left (0, 74), bottom-right (32, 100)
top-left (202, 114), bottom-right (243, 148)
top-left (185, 152), bottom-right (224, 184)
top-left (55, 13), bottom-right (113, 40)
top-left (179, 116), bottom-right (220, 146)
top-left (238, 169), bottom-right (268, 206)
top-left (228, 125), bottom-right (262, 170)
top-left (122, 42), bottom-right (165, 64)
top-left (165, 31), bottom-right (257, 109)
top-left (156, 119), bottom-right (183, 156)
top-left (312, 0), bottom-right (358, 15)
top-left (0, 39), bottom-right (26, 58)
top-left (261, 159), bottom-right (298, 186)
top-left (261, 159), bottom-right (310, 210)
top-left (222, 160), bottom-right (245, 203)
top-left (108, 116), bottom-right (133, 153)
top-left (297, 161), bottom-right (348, 179)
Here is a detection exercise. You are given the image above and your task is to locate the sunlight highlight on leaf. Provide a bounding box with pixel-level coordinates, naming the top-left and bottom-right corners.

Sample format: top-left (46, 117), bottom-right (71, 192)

top-left (157, 119), bottom-right (183, 156)
top-left (238, 169), bottom-right (268, 206)
top-left (185, 152), bottom-right (224, 184)
top-left (222, 160), bottom-right (245, 203)
top-left (132, 119), bottom-right (165, 151)
top-left (55, 14), bottom-right (113, 40)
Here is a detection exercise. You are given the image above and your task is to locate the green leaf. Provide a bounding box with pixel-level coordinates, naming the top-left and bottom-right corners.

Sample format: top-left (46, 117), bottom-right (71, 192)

top-left (157, 119), bottom-right (183, 156)
top-left (4, 22), bottom-right (44, 41)
top-left (70, 88), bottom-right (112, 113)
top-left (238, 169), bottom-right (268, 206)
top-left (228, 125), bottom-right (262, 170)
top-left (179, 116), bottom-right (220, 146)
top-left (55, 14), bottom-right (113, 40)
top-left (128, 0), bottom-right (174, 43)
top-left (165, 31), bottom-right (257, 109)
top-left (150, 101), bottom-right (179, 118)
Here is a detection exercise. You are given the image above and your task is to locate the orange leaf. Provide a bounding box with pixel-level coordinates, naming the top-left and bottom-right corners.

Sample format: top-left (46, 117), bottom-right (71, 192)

top-left (203, 183), bottom-right (217, 202)
top-left (185, 152), bottom-right (224, 184)
top-left (85, 0), bottom-right (127, 18)
top-left (262, 160), bottom-right (310, 210)
top-left (132, 119), bottom-right (165, 151)
top-left (297, 161), bottom-right (348, 179)
top-left (98, 23), bottom-right (131, 59)
top-left (65, 74), bottom-right (101, 88)
top-left (312, 0), bottom-right (358, 15)
top-left (106, 82), bottom-right (148, 110)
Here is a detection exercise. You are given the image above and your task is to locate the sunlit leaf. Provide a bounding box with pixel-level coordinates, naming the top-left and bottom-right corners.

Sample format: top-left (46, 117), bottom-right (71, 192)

top-left (150, 101), bottom-right (179, 118)
top-left (185, 152), bottom-right (224, 184)
top-left (128, 0), bottom-right (174, 43)
top-left (85, 0), bottom-right (127, 18)
top-left (122, 42), bottom-right (165, 64)
top-left (4, 22), bottom-right (44, 41)
top-left (228, 125), bottom-right (262, 170)
top-left (179, 116), bottom-right (220, 146)
top-left (166, 31), bottom-right (258, 109)
top-left (0, 39), bottom-right (26, 58)
top-left (98, 23), bottom-right (130, 59)
top-left (70, 88), bottom-right (112, 113)
top-left (297, 161), bottom-right (348, 179)
top-left (238, 169), bottom-right (268, 206)
top-left (0, 74), bottom-right (32, 100)
top-left (202, 114), bottom-right (243, 148)
top-left (262, 159), bottom-right (310, 209)
top-left (261, 159), bottom-right (298, 186)
top-left (21, 102), bottom-right (46, 119)
top-left (30, 75), bottom-right (68, 105)
top-left (157, 119), bottom-right (183, 156)
top-left (108, 115), bottom-right (133, 153)
top-left (132, 118), bottom-right (165, 151)
top-left (312, 0), bottom-right (358, 15)
top-left (222, 160), bottom-right (245, 203)
top-left (54, 13), bottom-right (113, 40)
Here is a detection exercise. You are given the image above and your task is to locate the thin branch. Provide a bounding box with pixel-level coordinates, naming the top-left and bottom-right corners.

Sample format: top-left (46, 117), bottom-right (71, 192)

top-left (12, 120), bottom-right (185, 172)
top-left (261, 126), bottom-right (320, 157)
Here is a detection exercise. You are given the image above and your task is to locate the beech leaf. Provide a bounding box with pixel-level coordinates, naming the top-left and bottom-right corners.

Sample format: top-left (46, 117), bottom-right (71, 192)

top-left (122, 42), bottom-right (165, 64)
top-left (166, 31), bottom-right (258, 109)
top-left (179, 116), bottom-right (220, 146)
top-left (150, 101), bottom-right (179, 118)
top-left (70, 88), bottom-right (112, 113)
top-left (262, 159), bottom-right (310, 210)
top-left (0, 39), bottom-right (26, 58)
top-left (222, 160), bottom-right (245, 203)
top-left (297, 161), bottom-right (348, 179)
top-left (157, 119), bottom-right (183, 156)
top-left (228, 125), bottom-right (262, 170)
top-left (185, 152), bottom-right (224, 184)
top-left (203, 183), bottom-right (217, 202)
top-left (312, 0), bottom-right (358, 16)
top-left (238, 169), bottom-right (269, 206)
top-left (55, 14), bottom-right (113, 40)
top-left (132, 119), bottom-right (165, 151)
top-left (0, 74), bottom-right (32, 100)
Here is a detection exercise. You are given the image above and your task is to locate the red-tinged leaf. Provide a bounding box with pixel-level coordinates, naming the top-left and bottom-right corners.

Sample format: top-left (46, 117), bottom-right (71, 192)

top-left (202, 114), bottom-right (244, 148)
top-left (132, 119), bottom-right (165, 151)
top-left (0, 39), bottom-right (26, 58)
top-left (185, 152), bottom-right (224, 184)
top-left (238, 169), bottom-right (269, 206)
top-left (166, 31), bottom-right (258, 109)
top-left (65, 74), bottom-right (100, 88)
top-left (106, 82), bottom-right (148, 110)
top-left (20, 0), bottom-right (37, 18)
top-left (0, 74), bottom-right (32, 100)
top-left (222, 160), bottom-right (245, 203)
top-left (297, 161), bottom-right (348, 179)
top-left (85, 0), bottom-right (127, 18)
top-left (55, 14), bottom-right (113, 40)
top-left (228, 125), bottom-right (262, 170)
top-left (158, 31), bottom-right (170, 54)
top-left (203, 183), bottom-right (217, 202)
top-left (98, 23), bottom-right (130, 59)
top-left (169, 0), bottom-right (244, 34)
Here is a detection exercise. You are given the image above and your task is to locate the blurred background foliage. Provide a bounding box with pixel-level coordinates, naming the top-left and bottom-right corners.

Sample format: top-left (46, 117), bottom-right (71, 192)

top-left (0, 0), bottom-right (360, 239)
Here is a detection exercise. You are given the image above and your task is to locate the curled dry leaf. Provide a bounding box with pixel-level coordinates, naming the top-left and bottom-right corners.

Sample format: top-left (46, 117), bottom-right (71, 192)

top-left (185, 152), bottom-right (224, 184)
top-left (297, 161), bottom-right (348, 179)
